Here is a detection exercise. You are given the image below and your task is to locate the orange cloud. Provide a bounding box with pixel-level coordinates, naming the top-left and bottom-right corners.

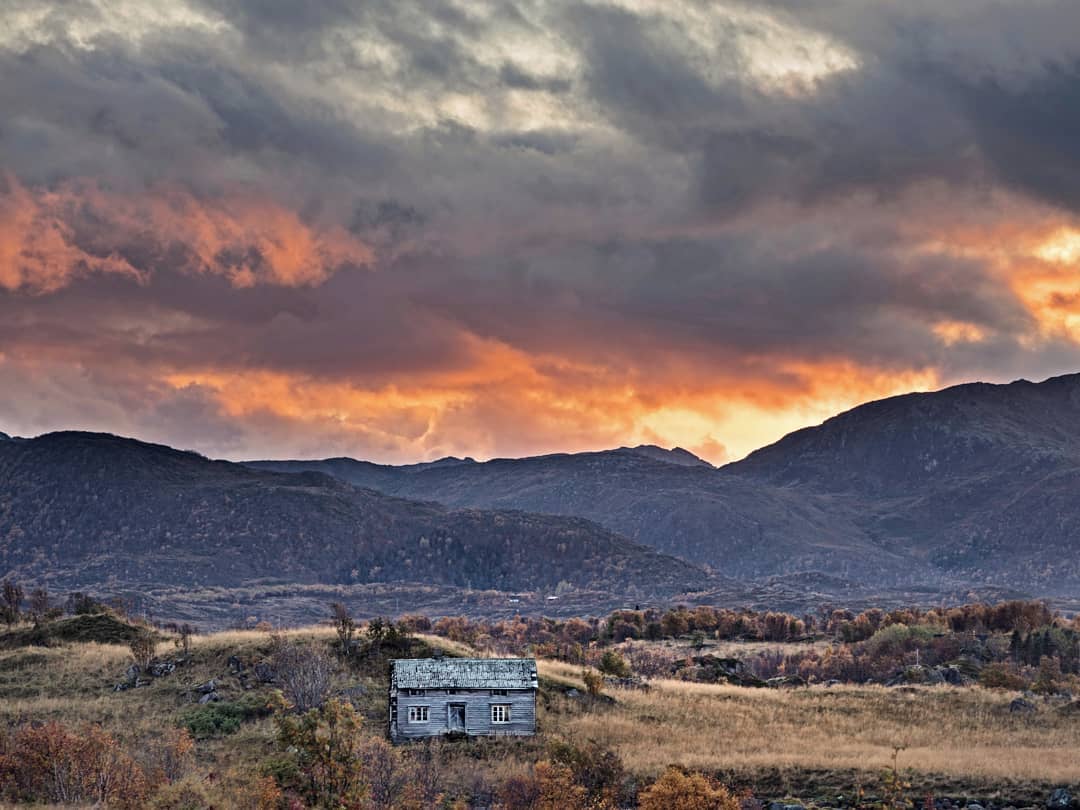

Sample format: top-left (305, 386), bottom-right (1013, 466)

top-left (0, 175), bottom-right (142, 293)
top-left (0, 176), bottom-right (373, 293)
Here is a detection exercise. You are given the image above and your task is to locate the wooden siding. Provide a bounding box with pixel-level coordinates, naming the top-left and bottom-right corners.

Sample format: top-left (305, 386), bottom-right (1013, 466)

top-left (389, 688), bottom-right (536, 742)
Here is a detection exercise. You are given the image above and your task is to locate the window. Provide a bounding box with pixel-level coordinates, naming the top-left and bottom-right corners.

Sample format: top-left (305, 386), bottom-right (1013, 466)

top-left (491, 689), bottom-right (508, 696)
top-left (446, 689), bottom-right (459, 694)
top-left (408, 706), bottom-right (429, 723)
top-left (491, 704), bottom-right (511, 724)
top-left (407, 689), bottom-right (424, 696)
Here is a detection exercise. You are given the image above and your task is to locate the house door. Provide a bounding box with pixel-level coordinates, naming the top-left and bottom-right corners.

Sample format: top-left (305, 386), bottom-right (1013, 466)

top-left (448, 704), bottom-right (466, 733)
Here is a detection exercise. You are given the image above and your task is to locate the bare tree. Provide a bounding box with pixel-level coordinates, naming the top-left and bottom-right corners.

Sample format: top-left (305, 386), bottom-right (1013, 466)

top-left (273, 641), bottom-right (335, 713)
top-left (174, 623), bottom-right (195, 658)
top-left (1, 580), bottom-right (24, 627)
top-left (28, 588), bottom-right (49, 625)
top-left (359, 737), bottom-right (409, 810)
top-left (330, 602), bottom-right (356, 658)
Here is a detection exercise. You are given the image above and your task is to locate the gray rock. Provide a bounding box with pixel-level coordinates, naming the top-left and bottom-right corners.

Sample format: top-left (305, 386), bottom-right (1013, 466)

top-left (228, 655), bottom-right (244, 674)
top-left (198, 691), bottom-right (221, 704)
top-left (923, 667), bottom-right (946, 686)
top-left (1047, 788), bottom-right (1071, 809)
top-left (197, 678), bottom-right (217, 694)
top-left (1010, 697), bottom-right (1037, 714)
top-left (940, 666), bottom-right (966, 686)
top-left (148, 660), bottom-right (175, 678)
top-left (967, 803), bottom-right (985, 810)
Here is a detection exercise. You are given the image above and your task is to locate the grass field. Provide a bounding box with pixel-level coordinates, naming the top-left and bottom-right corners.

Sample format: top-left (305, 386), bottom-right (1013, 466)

top-left (539, 661), bottom-right (1080, 786)
top-left (1, 623), bottom-right (1078, 805)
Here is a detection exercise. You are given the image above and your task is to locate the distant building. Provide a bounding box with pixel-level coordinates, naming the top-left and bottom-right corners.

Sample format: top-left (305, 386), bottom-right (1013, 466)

top-left (388, 657), bottom-right (538, 742)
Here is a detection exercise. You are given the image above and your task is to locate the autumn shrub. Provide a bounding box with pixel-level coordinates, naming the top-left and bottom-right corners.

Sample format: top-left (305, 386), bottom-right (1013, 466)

top-left (147, 776), bottom-right (213, 810)
top-left (581, 668), bottom-right (604, 697)
top-left (638, 765), bottom-right (739, 810)
top-left (978, 662), bottom-right (1027, 690)
top-left (547, 738), bottom-right (626, 808)
top-left (496, 761), bottom-right (587, 810)
top-left (136, 727), bottom-right (195, 784)
top-left (0, 721), bottom-right (150, 808)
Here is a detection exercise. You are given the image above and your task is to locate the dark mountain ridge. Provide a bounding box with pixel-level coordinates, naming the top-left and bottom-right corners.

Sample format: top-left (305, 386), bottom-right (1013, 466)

top-left (0, 431), bottom-right (709, 599)
top-left (251, 373), bottom-right (1080, 595)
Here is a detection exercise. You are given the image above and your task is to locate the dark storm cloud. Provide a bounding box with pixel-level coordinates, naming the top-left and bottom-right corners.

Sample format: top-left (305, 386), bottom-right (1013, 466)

top-left (4, 0), bottom-right (1080, 460)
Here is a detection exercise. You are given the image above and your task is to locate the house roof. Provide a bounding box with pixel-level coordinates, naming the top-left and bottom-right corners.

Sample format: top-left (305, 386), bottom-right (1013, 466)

top-left (392, 657), bottom-right (538, 690)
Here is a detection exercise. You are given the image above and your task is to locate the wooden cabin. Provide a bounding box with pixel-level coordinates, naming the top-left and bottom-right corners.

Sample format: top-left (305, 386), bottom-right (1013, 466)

top-left (388, 657), bottom-right (538, 742)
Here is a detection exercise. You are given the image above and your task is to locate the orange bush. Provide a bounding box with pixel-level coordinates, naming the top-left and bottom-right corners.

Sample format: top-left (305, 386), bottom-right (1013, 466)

top-left (0, 721), bottom-right (150, 808)
top-left (496, 761), bottom-right (587, 810)
top-left (638, 766), bottom-right (740, 810)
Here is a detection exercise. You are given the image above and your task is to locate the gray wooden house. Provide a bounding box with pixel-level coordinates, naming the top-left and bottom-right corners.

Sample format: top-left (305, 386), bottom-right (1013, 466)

top-left (388, 657), bottom-right (538, 742)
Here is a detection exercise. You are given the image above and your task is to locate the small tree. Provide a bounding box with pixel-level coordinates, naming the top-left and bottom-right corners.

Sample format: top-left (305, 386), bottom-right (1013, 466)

top-left (581, 668), bottom-right (604, 698)
top-left (129, 634), bottom-right (157, 671)
top-left (638, 766), bottom-right (739, 810)
top-left (1033, 656), bottom-right (1063, 695)
top-left (331, 603), bottom-right (356, 658)
top-left (1, 579), bottom-right (24, 627)
top-left (598, 649), bottom-right (631, 678)
top-left (274, 698), bottom-right (369, 808)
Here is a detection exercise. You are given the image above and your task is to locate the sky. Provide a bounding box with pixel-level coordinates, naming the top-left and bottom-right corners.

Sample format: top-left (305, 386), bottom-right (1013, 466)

top-left (3, 0), bottom-right (1080, 464)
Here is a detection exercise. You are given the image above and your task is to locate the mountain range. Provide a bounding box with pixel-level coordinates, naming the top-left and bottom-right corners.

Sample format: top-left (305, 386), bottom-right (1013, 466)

top-left (252, 373), bottom-right (1080, 595)
top-left (0, 432), bottom-right (705, 601)
top-left (3, 372), bottom-right (1080, 624)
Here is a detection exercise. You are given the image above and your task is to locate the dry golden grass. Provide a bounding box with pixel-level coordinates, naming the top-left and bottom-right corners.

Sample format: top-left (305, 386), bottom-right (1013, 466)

top-left (540, 662), bottom-right (1080, 783)
top-left (3, 625), bottom-right (1079, 799)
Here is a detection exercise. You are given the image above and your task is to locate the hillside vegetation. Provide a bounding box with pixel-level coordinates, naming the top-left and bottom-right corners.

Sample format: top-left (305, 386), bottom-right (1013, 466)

top-left (0, 604), bottom-right (1078, 808)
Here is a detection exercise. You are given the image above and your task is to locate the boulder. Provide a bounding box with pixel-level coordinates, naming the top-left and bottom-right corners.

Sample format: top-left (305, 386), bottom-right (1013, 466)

top-left (197, 678), bottom-right (217, 694)
top-left (198, 691), bottom-right (221, 704)
top-left (228, 655), bottom-right (244, 674)
top-left (1047, 788), bottom-right (1071, 810)
top-left (940, 666), bottom-right (966, 686)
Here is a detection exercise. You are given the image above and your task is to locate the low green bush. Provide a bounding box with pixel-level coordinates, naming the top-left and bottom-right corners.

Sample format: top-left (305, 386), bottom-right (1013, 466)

top-left (178, 694), bottom-right (271, 739)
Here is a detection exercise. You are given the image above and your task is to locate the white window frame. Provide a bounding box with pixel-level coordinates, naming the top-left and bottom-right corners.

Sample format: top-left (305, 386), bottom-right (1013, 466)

top-left (491, 704), bottom-right (511, 724)
top-left (408, 705), bottom-right (429, 723)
